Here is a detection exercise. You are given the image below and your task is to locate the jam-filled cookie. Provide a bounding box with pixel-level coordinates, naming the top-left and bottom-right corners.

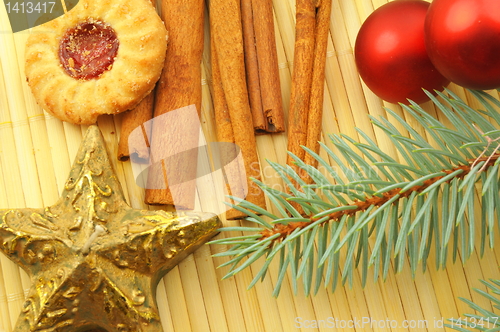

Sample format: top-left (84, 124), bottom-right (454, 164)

top-left (25, 0), bottom-right (167, 124)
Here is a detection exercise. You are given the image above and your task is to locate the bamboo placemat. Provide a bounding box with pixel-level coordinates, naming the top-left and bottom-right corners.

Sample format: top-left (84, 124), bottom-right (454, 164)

top-left (1, 0), bottom-right (500, 331)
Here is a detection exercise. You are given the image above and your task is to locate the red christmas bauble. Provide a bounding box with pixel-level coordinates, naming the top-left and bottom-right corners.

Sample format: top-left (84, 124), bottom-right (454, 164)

top-left (425, 0), bottom-right (500, 90)
top-left (355, 0), bottom-right (449, 104)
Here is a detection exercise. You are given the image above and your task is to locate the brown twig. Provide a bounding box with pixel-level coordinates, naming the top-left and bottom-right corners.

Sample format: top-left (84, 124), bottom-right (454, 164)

top-left (259, 155), bottom-right (500, 242)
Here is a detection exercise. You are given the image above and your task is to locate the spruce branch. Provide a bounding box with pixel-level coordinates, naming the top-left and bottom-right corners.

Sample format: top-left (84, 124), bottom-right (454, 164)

top-left (447, 279), bottom-right (500, 331)
top-left (259, 160), bottom-right (497, 243)
top-left (210, 89), bottom-right (500, 296)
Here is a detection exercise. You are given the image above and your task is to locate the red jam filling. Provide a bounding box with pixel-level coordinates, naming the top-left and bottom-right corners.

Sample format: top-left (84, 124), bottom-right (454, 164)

top-left (59, 20), bottom-right (119, 80)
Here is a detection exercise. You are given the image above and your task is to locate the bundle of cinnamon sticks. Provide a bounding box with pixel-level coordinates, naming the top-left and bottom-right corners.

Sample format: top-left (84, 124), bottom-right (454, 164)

top-left (118, 0), bottom-right (204, 210)
top-left (117, 0), bottom-right (332, 218)
top-left (241, 0), bottom-right (285, 134)
top-left (209, 0), bottom-right (276, 219)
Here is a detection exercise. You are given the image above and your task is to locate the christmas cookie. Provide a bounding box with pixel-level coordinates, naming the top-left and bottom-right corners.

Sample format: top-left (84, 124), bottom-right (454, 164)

top-left (25, 0), bottom-right (168, 124)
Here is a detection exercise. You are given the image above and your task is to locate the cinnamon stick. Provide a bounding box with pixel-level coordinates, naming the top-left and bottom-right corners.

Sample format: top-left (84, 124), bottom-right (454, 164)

top-left (302, 0), bottom-right (332, 182)
top-left (144, 0), bottom-right (204, 209)
top-left (211, 37), bottom-right (248, 220)
top-left (240, 0), bottom-right (285, 134)
top-left (286, 0), bottom-right (331, 190)
top-left (210, 0), bottom-right (266, 218)
top-left (117, 93), bottom-right (154, 162)
top-left (252, 0), bottom-right (285, 133)
top-left (241, 0), bottom-right (266, 132)
top-left (117, 0), bottom-right (157, 162)
top-left (286, 0), bottom-right (316, 171)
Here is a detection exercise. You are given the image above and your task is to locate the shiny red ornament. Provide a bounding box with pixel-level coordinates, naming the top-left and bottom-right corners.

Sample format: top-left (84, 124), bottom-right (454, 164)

top-left (425, 0), bottom-right (500, 90)
top-left (355, 0), bottom-right (449, 104)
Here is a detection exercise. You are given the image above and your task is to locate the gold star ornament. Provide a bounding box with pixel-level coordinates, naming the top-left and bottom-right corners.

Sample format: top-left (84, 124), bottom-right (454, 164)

top-left (0, 125), bottom-right (222, 331)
